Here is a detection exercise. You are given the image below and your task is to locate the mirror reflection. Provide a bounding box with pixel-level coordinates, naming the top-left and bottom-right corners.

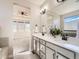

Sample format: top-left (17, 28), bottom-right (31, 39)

top-left (64, 15), bottom-right (79, 30)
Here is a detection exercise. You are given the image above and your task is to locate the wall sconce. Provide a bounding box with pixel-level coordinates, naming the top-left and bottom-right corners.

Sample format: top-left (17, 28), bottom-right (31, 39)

top-left (40, 4), bottom-right (48, 15)
top-left (40, 9), bottom-right (46, 15)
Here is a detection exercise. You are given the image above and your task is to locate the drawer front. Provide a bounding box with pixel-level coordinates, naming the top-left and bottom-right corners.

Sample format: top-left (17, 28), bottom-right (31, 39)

top-left (40, 39), bottom-right (46, 45)
top-left (46, 42), bottom-right (57, 51)
top-left (56, 46), bottom-right (74, 59)
top-left (36, 41), bottom-right (40, 55)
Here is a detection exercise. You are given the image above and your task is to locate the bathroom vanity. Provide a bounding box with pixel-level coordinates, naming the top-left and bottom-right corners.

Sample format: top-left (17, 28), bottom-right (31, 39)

top-left (32, 33), bottom-right (79, 59)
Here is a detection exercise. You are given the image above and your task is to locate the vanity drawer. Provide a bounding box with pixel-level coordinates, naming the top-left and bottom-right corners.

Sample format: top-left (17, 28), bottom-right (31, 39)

top-left (46, 42), bottom-right (57, 50)
top-left (40, 39), bottom-right (46, 45)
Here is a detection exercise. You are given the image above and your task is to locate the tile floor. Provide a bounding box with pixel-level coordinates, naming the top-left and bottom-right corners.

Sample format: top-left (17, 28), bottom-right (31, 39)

top-left (14, 51), bottom-right (40, 59)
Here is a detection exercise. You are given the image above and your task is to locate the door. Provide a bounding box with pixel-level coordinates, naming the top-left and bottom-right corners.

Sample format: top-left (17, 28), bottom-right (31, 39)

top-left (13, 21), bottom-right (31, 54)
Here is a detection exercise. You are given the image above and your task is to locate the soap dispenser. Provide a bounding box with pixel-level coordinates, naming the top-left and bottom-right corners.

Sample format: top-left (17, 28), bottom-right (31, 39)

top-left (62, 33), bottom-right (68, 41)
top-left (42, 25), bottom-right (46, 36)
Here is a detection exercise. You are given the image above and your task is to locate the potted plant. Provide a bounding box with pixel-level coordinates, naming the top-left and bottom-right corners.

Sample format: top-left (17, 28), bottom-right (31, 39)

top-left (50, 28), bottom-right (62, 38)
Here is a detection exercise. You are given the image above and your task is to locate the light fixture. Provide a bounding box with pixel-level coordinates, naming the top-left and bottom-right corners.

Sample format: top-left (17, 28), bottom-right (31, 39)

top-left (40, 9), bottom-right (46, 15)
top-left (57, 0), bottom-right (65, 3)
top-left (40, 4), bottom-right (48, 15)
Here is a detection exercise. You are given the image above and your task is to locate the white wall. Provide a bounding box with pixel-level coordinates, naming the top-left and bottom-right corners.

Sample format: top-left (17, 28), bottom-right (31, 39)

top-left (0, 0), bottom-right (13, 37)
top-left (40, 11), bottom-right (60, 33)
top-left (30, 4), bottom-right (41, 33)
top-left (0, 0), bottom-right (13, 48)
top-left (52, 14), bottom-right (60, 28)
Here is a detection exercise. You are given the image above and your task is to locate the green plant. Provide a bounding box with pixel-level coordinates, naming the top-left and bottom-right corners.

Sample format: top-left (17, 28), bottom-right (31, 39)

top-left (50, 28), bottom-right (62, 36)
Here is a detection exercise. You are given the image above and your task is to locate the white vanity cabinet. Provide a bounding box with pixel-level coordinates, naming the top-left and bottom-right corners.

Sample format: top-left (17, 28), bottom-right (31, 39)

top-left (46, 42), bottom-right (74, 59)
top-left (32, 36), bottom-right (77, 59)
top-left (39, 39), bottom-right (46, 59)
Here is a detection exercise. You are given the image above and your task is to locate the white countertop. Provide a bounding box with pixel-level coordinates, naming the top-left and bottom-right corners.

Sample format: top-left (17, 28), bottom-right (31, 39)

top-left (32, 33), bottom-right (79, 53)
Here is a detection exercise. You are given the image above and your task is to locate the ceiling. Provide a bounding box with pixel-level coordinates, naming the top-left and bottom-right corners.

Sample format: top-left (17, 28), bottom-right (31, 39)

top-left (13, 0), bottom-right (45, 7)
top-left (14, 0), bottom-right (79, 15)
top-left (46, 0), bottom-right (79, 15)
top-left (26, 0), bottom-right (45, 6)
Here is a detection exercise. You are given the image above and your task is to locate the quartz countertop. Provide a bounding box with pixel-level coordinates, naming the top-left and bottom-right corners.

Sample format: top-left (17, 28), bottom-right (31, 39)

top-left (32, 33), bottom-right (79, 53)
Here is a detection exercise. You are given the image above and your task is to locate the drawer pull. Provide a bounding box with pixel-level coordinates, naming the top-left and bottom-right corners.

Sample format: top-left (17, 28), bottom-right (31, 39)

top-left (57, 55), bottom-right (59, 59)
top-left (53, 53), bottom-right (55, 59)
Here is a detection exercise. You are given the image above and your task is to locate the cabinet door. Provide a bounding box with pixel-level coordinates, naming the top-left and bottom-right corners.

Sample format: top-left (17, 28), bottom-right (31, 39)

top-left (40, 44), bottom-right (45, 53)
top-left (33, 37), bottom-right (40, 55)
top-left (56, 52), bottom-right (69, 59)
top-left (40, 51), bottom-right (45, 59)
top-left (33, 39), bottom-right (37, 53)
top-left (36, 41), bottom-right (40, 55)
top-left (46, 47), bottom-right (55, 59)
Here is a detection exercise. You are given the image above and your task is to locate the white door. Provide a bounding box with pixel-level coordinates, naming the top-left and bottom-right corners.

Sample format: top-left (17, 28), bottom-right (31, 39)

top-left (13, 21), bottom-right (31, 54)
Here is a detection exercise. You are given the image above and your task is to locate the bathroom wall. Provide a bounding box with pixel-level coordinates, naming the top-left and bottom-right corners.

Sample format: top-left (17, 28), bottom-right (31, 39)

top-left (0, 0), bottom-right (14, 48)
top-left (40, 11), bottom-right (60, 33)
top-left (0, 0), bottom-right (13, 37)
top-left (30, 4), bottom-right (41, 33)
